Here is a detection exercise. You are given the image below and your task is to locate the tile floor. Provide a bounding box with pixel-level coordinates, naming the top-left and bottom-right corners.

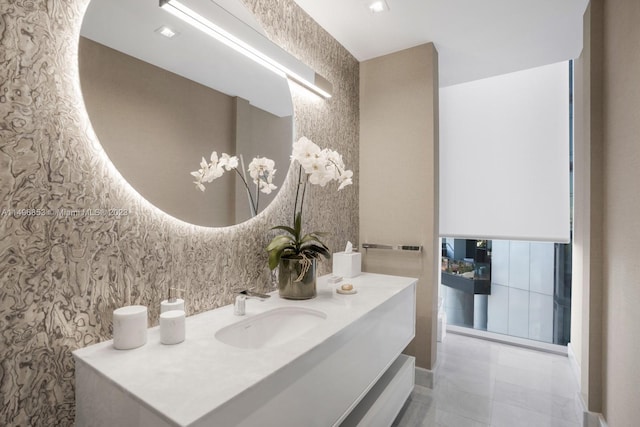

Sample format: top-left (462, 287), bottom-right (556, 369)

top-left (392, 333), bottom-right (581, 427)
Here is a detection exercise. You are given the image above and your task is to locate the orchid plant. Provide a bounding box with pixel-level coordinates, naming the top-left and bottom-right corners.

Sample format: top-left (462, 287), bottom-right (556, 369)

top-left (191, 152), bottom-right (277, 216)
top-left (266, 136), bottom-right (353, 270)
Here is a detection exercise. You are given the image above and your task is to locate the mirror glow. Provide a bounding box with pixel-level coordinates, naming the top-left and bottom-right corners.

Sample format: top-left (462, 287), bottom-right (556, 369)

top-left (79, 0), bottom-right (294, 227)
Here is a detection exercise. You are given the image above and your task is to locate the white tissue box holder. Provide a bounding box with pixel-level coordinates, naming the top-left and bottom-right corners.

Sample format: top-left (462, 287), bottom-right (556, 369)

top-left (332, 252), bottom-right (362, 278)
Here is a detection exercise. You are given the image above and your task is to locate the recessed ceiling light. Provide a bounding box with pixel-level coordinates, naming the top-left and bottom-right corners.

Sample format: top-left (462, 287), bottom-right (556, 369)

top-left (369, 0), bottom-right (389, 13)
top-left (155, 25), bottom-right (178, 38)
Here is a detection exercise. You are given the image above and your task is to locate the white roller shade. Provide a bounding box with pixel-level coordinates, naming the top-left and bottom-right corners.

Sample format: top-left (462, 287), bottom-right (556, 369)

top-left (439, 61), bottom-right (570, 243)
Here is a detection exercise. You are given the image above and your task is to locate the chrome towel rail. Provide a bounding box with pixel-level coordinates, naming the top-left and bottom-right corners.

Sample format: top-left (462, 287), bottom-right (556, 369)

top-left (362, 243), bottom-right (422, 253)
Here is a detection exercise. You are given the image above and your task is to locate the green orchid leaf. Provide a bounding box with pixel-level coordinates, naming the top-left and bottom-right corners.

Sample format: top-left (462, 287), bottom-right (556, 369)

top-left (266, 234), bottom-right (294, 248)
top-left (266, 235), bottom-right (295, 252)
top-left (300, 240), bottom-right (329, 252)
top-left (266, 209), bottom-right (333, 268)
top-left (268, 247), bottom-right (285, 270)
top-left (300, 234), bottom-right (324, 245)
top-left (268, 245), bottom-right (298, 270)
top-left (270, 225), bottom-right (296, 236)
top-left (294, 211), bottom-right (302, 238)
top-left (301, 236), bottom-right (329, 249)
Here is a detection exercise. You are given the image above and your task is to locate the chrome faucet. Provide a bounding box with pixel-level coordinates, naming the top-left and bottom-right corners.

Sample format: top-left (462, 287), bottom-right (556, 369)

top-left (234, 290), bottom-right (270, 316)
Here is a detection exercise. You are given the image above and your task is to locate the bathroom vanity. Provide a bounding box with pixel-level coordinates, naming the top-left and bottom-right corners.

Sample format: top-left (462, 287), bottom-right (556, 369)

top-left (73, 273), bottom-right (417, 426)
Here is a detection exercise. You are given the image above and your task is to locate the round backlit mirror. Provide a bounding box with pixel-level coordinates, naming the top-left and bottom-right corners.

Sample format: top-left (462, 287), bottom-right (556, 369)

top-left (79, 0), bottom-right (293, 227)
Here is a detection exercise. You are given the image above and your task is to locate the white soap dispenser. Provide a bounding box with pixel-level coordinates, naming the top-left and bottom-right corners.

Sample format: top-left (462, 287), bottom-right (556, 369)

top-left (161, 287), bottom-right (185, 313)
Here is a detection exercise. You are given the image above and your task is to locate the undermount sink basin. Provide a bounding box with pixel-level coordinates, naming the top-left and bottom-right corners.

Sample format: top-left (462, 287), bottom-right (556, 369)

top-left (215, 307), bottom-right (327, 349)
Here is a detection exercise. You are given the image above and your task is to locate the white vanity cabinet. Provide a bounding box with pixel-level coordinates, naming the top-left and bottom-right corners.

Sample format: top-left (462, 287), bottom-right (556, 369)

top-left (73, 273), bottom-right (417, 426)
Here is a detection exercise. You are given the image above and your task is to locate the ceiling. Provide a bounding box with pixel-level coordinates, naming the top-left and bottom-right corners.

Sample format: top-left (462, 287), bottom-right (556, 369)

top-left (293, 0), bottom-right (589, 87)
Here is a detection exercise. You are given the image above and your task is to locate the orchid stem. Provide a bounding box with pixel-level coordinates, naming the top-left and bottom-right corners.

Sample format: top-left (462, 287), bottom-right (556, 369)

top-left (234, 169), bottom-right (258, 216)
top-left (293, 164), bottom-right (303, 225)
top-left (255, 178), bottom-right (260, 215)
top-left (299, 174), bottom-right (308, 225)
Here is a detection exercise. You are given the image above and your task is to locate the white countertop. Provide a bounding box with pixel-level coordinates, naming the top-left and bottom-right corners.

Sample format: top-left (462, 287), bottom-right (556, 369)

top-left (73, 273), bottom-right (417, 426)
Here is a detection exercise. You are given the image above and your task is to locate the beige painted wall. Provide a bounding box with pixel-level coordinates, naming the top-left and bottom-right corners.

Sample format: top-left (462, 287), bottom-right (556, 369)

top-left (79, 37), bottom-right (237, 226)
top-left (359, 44), bottom-right (439, 370)
top-left (79, 38), bottom-right (293, 227)
top-left (234, 97), bottom-right (292, 223)
top-left (600, 0), bottom-right (640, 423)
top-left (571, 0), bottom-right (605, 411)
top-left (574, 0), bottom-right (640, 423)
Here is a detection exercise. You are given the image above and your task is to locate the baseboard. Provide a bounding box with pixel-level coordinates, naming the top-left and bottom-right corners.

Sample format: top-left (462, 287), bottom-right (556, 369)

top-left (577, 392), bottom-right (608, 427)
top-left (567, 342), bottom-right (581, 388)
top-left (415, 362), bottom-right (438, 389)
top-left (574, 391), bottom-right (585, 426)
top-left (446, 325), bottom-right (567, 356)
top-left (584, 411), bottom-right (608, 427)
top-left (598, 414), bottom-right (608, 427)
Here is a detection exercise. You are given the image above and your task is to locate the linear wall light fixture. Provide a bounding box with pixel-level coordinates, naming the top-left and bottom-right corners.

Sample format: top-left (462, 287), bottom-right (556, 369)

top-left (160, 0), bottom-right (332, 99)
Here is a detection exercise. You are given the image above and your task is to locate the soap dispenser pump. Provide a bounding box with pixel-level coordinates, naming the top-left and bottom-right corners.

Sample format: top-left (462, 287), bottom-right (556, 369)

top-left (161, 287), bottom-right (185, 313)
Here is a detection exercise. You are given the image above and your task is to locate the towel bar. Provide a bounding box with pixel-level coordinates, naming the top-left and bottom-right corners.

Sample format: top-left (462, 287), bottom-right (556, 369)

top-left (362, 243), bottom-right (422, 253)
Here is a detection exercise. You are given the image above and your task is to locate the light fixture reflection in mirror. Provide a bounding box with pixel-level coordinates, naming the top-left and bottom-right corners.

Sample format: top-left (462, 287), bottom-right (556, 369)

top-left (160, 0), bottom-right (333, 99)
top-left (79, 0), bottom-right (299, 227)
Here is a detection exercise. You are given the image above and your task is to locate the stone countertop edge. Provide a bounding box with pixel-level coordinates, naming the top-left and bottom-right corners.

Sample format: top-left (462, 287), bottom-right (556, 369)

top-left (72, 272), bottom-right (418, 426)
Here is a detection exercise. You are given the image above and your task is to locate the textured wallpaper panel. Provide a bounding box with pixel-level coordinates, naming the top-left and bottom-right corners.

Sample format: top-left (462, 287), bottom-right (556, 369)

top-left (0, 0), bottom-right (359, 425)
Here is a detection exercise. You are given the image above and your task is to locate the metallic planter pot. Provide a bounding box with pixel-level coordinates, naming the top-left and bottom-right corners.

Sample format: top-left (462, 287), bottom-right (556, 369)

top-left (278, 257), bottom-right (317, 300)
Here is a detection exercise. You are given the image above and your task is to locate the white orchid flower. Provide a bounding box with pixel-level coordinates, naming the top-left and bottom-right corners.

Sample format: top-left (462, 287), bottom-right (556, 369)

top-left (219, 153), bottom-right (239, 171)
top-left (191, 151), bottom-right (230, 190)
top-left (324, 149), bottom-right (346, 180)
top-left (203, 163), bottom-right (224, 182)
top-left (292, 137), bottom-right (322, 172)
top-left (191, 137), bottom-right (353, 224)
top-left (248, 157), bottom-right (278, 194)
top-left (210, 151), bottom-right (219, 164)
top-left (338, 169), bottom-right (354, 190)
top-left (190, 158), bottom-right (210, 190)
top-left (304, 156), bottom-right (331, 186)
top-left (259, 181), bottom-right (278, 194)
